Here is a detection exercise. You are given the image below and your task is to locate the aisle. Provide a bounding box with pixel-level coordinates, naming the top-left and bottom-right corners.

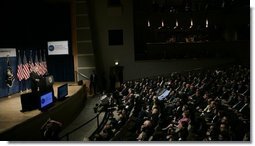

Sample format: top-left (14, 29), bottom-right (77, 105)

top-left (59, 94), bottom-right (105, 141)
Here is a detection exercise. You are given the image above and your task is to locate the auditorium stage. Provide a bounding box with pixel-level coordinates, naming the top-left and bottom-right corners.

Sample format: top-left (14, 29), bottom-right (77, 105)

top-left (0, 82), bottom-right (87, 141)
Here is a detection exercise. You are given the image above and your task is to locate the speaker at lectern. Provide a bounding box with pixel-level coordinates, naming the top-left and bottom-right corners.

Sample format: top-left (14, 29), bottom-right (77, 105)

top-left (20, 75), bottom-right (55, 112)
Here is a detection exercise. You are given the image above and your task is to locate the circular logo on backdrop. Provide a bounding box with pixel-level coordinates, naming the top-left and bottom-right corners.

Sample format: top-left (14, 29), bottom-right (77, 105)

top-left (41, 98), bottom-right (45, 104)
top-left (48, 45), bottom-right (55, 51)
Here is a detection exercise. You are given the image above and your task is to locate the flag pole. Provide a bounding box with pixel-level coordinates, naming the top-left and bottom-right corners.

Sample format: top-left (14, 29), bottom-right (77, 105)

top-left (29, 50), bottom-right (33, 92)
top-left (25, 50), bottom-right (28, 93)
top-left (6, 56), bottom-right (11, 98)
top-left (19, 50), bottom-right (21, 94)
top-left (17, 50), bottom-right (23, 94)
top-left (21, 50), bottom-right (24, 93)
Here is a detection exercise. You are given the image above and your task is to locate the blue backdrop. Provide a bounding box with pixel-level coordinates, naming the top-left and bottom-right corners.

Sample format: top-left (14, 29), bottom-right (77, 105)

top-left (0, 57), bottom-right (20, 98)
top-left (0, 50), bottom-right (34, 98)
top-left (0, 48), bottom-right (75, 98)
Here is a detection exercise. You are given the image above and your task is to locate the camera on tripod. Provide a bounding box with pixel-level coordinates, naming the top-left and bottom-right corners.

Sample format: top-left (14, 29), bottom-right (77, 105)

top-left (93, 104), bottom-right (99, 113)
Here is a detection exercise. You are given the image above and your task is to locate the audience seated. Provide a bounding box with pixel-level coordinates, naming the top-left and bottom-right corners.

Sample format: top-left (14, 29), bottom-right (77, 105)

top-left (92, 64), bottom-right (250, 141)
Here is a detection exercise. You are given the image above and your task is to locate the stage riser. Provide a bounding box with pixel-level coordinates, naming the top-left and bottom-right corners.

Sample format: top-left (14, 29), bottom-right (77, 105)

top-left (0, 85), bottom-right (87, 141)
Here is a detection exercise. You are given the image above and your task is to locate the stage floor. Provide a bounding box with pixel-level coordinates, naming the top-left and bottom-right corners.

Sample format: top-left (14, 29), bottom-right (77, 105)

top-left (0, 82), bottom-right (81, 134)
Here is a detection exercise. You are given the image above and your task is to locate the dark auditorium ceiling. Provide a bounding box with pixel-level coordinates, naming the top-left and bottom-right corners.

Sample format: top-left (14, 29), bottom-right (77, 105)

top-left (0, 0), bottom-right (71, 47)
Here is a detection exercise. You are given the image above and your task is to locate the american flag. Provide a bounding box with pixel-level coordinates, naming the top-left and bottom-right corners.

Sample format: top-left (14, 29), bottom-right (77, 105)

top-left (39, 50), bottom-right (46, 75)
top-left (34, 51), bottom-right (43, 76)
top-left (29, 50), bottom-right (35, 73)
top-left (42, 51), bottom-right (48, 75)
top-left (22, 52), bottom-right (30, 80)
top-left (17, 51), bottom-right (24, 81)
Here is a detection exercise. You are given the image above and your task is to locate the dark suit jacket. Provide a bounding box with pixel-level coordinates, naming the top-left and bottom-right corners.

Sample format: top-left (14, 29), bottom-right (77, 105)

top-left (30, 71), bottom-right (41, 93)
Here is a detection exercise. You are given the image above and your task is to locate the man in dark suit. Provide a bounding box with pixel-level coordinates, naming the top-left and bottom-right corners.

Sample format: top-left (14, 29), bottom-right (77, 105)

top-left (30, 66), bottom-right (41, 93)
top-left (90, 70), bottom-right (97, 95)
